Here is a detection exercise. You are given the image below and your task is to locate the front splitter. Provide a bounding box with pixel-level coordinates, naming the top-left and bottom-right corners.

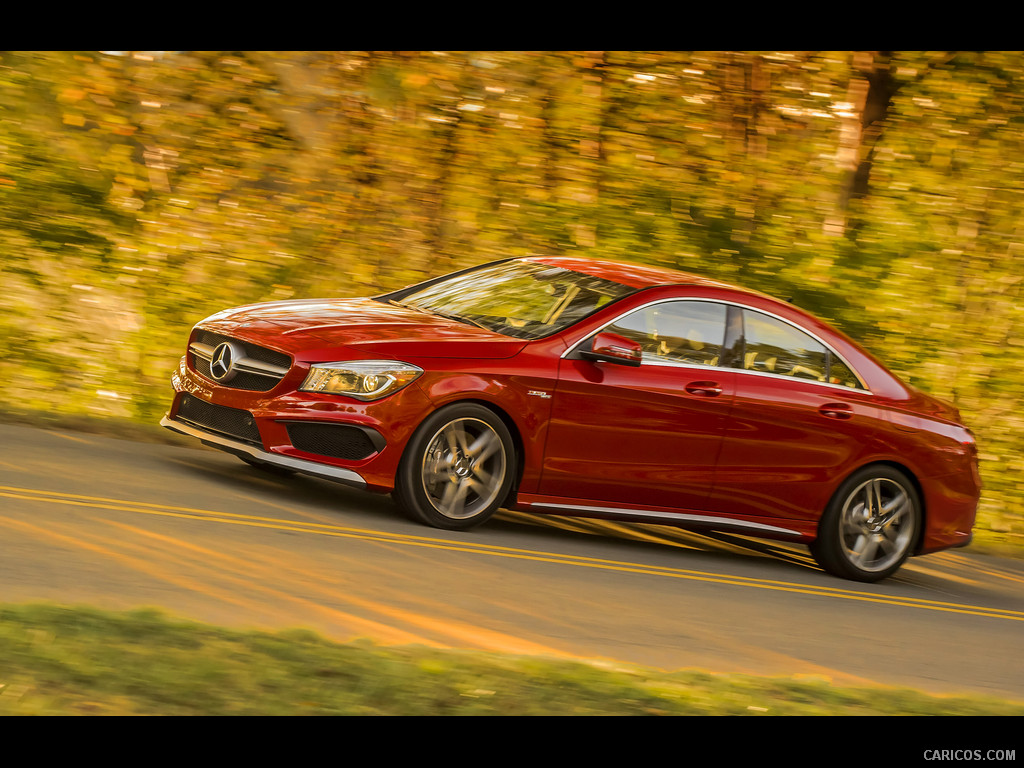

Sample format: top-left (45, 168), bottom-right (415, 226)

top-left (160, 414), bottom-right (367, 491)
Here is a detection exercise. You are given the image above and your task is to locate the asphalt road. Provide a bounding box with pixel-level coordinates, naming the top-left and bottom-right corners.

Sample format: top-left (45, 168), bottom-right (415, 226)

top-left (1, 422), bottom-right (1022, 701)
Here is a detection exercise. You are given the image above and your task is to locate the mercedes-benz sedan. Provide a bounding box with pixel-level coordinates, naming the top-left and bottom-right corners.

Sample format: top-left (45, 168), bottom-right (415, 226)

top-left (161, 256), bottom-right (980, 582)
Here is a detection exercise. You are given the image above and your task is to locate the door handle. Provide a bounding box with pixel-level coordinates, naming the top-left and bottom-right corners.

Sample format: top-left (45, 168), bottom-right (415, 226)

top-left (819, 402), bottom-right (853, 420)
top-left (685, 381), bottom-right (722, 397)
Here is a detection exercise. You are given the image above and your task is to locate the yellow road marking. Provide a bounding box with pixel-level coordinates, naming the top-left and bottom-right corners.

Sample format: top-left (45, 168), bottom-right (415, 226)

top-left (3, 484), bottom-right (1023, 623)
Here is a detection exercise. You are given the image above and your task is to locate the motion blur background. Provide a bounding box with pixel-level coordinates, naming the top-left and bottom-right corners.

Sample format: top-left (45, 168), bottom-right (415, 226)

top-left (0, 51), bottom-right (1020, 542)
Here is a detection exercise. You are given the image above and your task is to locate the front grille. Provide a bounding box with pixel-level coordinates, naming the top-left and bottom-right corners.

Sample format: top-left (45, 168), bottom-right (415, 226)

top-left (189, 330), bottom-right (291, 392)
top-left (286, 422), bottom-right (380, 461)
top-left (176, 394), bottom-right (261, 445)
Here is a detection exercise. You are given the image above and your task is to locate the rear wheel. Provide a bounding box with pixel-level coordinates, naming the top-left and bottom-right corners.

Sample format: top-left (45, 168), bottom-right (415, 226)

top-left (395, 403), bottom-right (514, 531)
top-left (810, 466), bottom-right (920, 582)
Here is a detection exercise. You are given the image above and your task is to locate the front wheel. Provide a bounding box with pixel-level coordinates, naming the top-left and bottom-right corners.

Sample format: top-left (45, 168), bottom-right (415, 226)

top-left (810, 466), bottom-right (920, 582)
top-left (395, 403), bottom-right (515, 531)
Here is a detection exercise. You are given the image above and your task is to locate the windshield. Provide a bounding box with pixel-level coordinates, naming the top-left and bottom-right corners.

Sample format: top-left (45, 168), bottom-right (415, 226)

top-left (392, 260), bottom-right (636, 340)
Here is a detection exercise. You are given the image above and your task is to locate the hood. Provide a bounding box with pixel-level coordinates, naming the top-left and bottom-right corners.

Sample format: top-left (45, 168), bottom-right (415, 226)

top-left (197, 297), bottom-right (528, 360)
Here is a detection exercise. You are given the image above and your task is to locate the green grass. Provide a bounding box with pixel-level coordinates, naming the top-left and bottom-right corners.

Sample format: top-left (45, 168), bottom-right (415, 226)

top-left (1, 603), bottom-right (1021, 716)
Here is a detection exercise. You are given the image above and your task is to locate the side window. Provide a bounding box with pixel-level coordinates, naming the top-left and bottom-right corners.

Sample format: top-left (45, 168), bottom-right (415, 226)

top-left (606, 301), bottom-right (727, 366)
top-left (741, 310), bottom-right (827, 382)
top-left (827, 356), bottom-right (864, 389)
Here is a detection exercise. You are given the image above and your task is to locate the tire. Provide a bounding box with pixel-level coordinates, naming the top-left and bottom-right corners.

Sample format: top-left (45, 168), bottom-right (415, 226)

top-left (810, 465), bottom-right (920, 582)
top-left (395, 403), bottom-right (515, 531)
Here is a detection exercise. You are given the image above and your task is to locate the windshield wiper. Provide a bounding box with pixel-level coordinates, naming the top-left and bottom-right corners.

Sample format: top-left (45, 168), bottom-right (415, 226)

top-left (390, 300), bottom-right (491, 331)
top-left (427, 308), bottom-right (492, 331)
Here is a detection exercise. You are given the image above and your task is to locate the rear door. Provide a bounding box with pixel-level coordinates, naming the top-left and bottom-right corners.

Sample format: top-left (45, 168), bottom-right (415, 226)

top-left (708, 308), bottom-right (889, 523)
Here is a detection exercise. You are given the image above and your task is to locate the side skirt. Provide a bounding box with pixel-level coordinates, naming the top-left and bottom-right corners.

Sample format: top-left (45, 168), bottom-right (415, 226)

top-left (513, 494), bottom-right (813, 541)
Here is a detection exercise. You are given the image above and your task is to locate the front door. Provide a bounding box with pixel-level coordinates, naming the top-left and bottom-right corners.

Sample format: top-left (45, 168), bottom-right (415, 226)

top-left (539, 300), bottom-right (734, 511)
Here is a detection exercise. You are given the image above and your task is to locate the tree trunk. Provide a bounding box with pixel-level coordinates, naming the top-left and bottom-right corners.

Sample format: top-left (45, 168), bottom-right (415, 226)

top-left (829, 51), bottom-right (898, 236)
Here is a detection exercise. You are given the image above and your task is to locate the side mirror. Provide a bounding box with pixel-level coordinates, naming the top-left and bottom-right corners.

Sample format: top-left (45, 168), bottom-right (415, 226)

top-left (581, 332), bottom-right (643, 367)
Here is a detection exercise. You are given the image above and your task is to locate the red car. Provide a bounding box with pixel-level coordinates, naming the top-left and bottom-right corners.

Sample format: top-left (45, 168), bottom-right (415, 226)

top-left (161, 256), bottom-right (980, 582)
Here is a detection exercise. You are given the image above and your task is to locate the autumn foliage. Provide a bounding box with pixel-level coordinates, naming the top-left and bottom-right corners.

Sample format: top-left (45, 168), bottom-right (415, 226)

top-left (1, 51), bottom-right (1021, 538)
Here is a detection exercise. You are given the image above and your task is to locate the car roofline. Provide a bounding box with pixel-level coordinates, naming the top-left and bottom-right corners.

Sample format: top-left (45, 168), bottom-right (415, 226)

top-left (377, 254), bottom-right (786, 309)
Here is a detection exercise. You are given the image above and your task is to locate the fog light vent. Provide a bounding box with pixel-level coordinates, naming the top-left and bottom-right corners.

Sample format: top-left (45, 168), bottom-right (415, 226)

top-left (177, 394), bottom-right (261, 445)
top-left (285, 422), bottom-right (381, 461)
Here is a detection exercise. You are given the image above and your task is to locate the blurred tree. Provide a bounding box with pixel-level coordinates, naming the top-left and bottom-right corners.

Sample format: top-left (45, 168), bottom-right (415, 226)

top-left (0, 50), bottom-right (1020, 536)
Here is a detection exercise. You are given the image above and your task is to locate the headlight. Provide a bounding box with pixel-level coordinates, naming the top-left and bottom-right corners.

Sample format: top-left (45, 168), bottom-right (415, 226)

top-left (299, 360), bottom-right (423, 401)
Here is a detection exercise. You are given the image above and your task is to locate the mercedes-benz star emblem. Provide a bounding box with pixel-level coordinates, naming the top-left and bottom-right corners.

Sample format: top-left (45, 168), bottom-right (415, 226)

top-left (210, 341), bottom-right (243, 382)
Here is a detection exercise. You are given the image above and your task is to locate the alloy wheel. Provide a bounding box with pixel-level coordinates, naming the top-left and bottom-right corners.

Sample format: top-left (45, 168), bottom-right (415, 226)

top-left (838, 477), bottom-right (916, 573)
top-left (420, 417), bottom-right (508, 521)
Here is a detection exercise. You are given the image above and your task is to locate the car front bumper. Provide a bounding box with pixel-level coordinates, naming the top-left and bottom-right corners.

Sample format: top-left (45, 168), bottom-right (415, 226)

top-left (163, 353), bottom-right (436, 493)
top-left (160, 412), bottom-right (368, 490)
